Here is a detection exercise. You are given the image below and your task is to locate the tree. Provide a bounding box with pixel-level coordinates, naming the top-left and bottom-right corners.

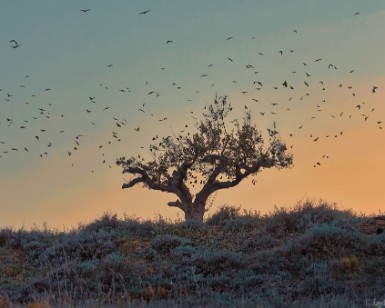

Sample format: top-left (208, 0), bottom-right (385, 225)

top-left (116, 96), bottom-right (293, 222)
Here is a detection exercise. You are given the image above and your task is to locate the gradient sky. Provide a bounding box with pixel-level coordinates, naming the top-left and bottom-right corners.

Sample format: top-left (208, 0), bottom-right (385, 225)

top-left (1, 1), bottom-right (385, 229)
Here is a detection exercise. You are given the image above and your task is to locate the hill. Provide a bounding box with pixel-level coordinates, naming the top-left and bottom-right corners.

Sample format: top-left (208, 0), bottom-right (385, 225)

top-left (0, 201), bottom-right (384, 307)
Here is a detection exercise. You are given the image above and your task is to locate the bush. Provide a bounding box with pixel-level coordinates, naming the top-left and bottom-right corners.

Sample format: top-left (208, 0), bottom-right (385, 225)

top-left (242, 230), bottom-right (278, 250)
top-left (264, 200), bottom-right (356, 235)
top-left (38, 229), bottom-right (116, 266)
top-left (364, 232), bottom-right (385, 256)
top-left (283, 222), bottom-right (365, 259)
top-left (191, 250), bottom-right (245, 276)
top-left (206, 205), bottom-right (241, 226)
top-left (79, 213), bottom-right (122, 233)
top-left (151, 235), bottom-right (193, 254)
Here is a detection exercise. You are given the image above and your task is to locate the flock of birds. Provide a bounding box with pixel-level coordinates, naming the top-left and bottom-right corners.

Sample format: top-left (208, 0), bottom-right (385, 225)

top-left (1, 7), bottom-right (383, 176)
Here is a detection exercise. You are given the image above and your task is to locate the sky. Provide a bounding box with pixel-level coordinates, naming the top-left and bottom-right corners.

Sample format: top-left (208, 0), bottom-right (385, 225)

top-left (1, 1), bottom-right (385, 229)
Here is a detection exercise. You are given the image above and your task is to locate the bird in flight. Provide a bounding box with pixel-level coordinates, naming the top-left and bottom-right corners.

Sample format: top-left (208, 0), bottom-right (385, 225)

top-left (139, 10), bottom-right (151, 15)
top-left (9, 40), bottom-right (19, 48)
top-left (80, 9), bottom-right (91, 13)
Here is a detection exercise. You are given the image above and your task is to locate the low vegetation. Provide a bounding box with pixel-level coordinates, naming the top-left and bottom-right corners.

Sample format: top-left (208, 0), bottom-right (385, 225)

top-left (0, 200), bottom-right (384, 307)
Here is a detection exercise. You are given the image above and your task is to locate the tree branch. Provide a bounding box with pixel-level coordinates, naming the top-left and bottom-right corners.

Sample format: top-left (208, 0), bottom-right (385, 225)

top-left (122, 176), bottom-right (146, 189)
top-left (167, 200), bottom-right (184, 211)
top-left (207, 157), bottom-right (273, 191)
top-left (122, 166), bottom-right (175, 193)
top-left (174, 161), bottom-right (193, 184)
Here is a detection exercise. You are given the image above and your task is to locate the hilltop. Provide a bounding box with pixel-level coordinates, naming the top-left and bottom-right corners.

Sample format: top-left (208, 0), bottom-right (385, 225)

top-left (0, 201), bottom-right (384, 307)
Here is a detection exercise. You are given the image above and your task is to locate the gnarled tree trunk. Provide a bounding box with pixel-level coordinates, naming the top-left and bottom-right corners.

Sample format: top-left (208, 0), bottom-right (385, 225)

top-left (184, 200), bottom-right (206, 222)
top-left (168, 195), bottom-right (208, 223)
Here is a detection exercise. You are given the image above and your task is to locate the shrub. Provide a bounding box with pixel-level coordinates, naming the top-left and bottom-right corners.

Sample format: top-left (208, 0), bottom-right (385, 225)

top-left (191, 250), bottom-right (245, 277)
top-left (333, 256), bottom-right (360, 275)
top-left (264, 200), bottom-right (356, 235)
top-left (38, 230), bottom-right (115, 266)
top-left (206, 205), bottom-right (242, 226)
top-left (79, 213), bottom-right (122, 232)
top-left (223, 214), bottom-right (261, 235)
top-left (283, 223), bottom-right (365, 259)
top-left (151, 235), bottom-right (193, 254)
top-left (171, 245), bottom-right (197, 258)
top-left (364, 232), bottom-right (385, 256)
top-left (0, 228), bottom-right (13, 247)
top-left (242, 230), bottom-right (278, 251)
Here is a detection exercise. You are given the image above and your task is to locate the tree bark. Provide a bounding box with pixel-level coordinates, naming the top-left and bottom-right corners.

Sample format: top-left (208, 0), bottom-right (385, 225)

top-left (169, 198), bottom-right (206, 223)
top-left (184, 200), bottom-right (206, 223)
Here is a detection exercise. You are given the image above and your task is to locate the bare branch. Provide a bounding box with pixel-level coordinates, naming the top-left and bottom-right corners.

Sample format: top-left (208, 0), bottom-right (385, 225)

top-left (122, 176), bottom-right (146, 189)
top-left (122, 166), bottom-right (176, 193)
top-left (168, 200), bottom-right (184, 211)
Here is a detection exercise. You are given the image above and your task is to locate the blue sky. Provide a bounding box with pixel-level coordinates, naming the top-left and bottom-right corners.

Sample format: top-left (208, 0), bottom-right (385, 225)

top-left (1, 1), bottom-right (385, 228)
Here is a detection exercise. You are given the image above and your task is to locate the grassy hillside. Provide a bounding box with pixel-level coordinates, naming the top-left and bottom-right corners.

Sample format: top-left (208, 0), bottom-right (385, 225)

top-left (0, 201), bottom-right (384, 307)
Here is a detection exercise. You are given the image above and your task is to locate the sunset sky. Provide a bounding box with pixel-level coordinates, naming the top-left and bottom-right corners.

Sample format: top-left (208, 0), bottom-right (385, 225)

top-left (1, 1), bottom-right (385, 229)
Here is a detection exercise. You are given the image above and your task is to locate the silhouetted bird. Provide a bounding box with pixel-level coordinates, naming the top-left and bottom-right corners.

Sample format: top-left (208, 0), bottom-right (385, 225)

top-left (9, 40), bottom-right (19, 48)
top-left (139, 10), bottom-right (151, 15)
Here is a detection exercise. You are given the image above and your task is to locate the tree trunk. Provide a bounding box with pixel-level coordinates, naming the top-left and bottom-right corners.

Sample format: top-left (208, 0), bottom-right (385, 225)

top-left (168, 192), bottom-right (209, 223)
top-left (183, 199), bottom-right (206, 223)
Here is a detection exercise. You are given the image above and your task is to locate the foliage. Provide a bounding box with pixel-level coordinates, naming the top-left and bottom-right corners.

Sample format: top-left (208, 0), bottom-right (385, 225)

top-left (0, 200), bottom-right (384, 306)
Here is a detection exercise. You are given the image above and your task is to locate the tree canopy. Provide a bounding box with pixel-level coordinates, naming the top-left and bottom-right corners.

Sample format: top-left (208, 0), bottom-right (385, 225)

top-left (116, 96), bottom-right (293, 222)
